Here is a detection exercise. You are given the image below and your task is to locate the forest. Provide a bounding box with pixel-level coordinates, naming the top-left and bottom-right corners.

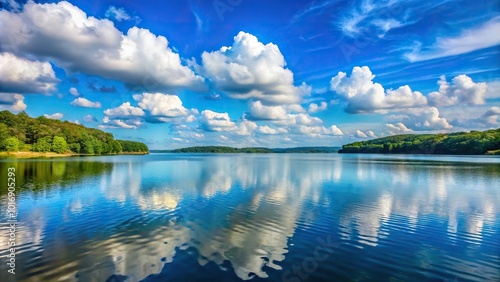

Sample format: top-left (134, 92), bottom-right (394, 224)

top-left (339, 128), bottom-right (500, 155)
top-left (0, 111), bottom-right (148, 154)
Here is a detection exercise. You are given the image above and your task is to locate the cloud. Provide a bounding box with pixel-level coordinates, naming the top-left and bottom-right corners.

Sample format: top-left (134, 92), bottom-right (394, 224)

top-left (308, 101), bottom-right (328, 113)
top-left (105, 6), bottom-right (131, 22)
top-left (236, 120), bottom-right (258, 136)
top-left (405, 16), bottom-right (500, 62)
top-left (385, 122), bottom-right (412, 135)
top-left (133, 93), bottom-right (189, 118)
top-left (44, 113), bottom-right (63, 120)
top-left (366, 130), bottom-right (377, 138)
top-left (338, 0), bottom-right (410, 38)
top-left (257, 125), bottom-right (287, 135)
top-left (248, 101), bottom-right (288, 120)
top-left (70, 97), bottom-right (102, 108)
top-left (200, 110), bottom-right (237, 132)
top-left (449, 106), bottom-right (499, 129)
top-left (200, 31), bottom-right (309, 105)
top-left (0, 52), bottom-right (58, 94)
top-left (0, 93), bottom-right (26, 112)
top-left (69, 87), bottom-right (80, 96)
top-left (399, 107), bottom-right (453, 131)
top-left (0, 1), bottom-right (204, 91)
top-left (104, 102), bottom-right (145, 119)
top-left (428, 75), bottom-right (487, 106)
top-left (355, 130), bottom-right (368, 138)
top-left (100, 116), bottom-right (143, 129)
top-left (83, 114), bottom-right (98, 123)
top-left (330, 66), bottom-right (427, 113)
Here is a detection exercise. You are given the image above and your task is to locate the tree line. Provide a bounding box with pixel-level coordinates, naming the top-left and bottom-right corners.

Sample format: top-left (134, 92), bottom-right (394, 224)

top-left (0, 111), bottom-right (148, 154)
top-left (339, 128), bottom-right (500, 155)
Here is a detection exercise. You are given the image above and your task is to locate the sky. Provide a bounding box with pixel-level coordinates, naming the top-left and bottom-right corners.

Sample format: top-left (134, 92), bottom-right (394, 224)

top-left (0, 0), bottom-right (499, 149)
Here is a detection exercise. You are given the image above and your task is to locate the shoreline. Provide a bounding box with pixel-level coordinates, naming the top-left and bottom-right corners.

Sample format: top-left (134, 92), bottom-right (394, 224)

top-left (0, 151), bottom-right (149, 159)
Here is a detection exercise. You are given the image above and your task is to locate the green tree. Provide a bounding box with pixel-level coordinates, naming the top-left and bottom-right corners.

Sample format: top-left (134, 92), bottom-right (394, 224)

top-left (33, 137), bottom-right (52, 152)
top-left (3, 137), bottom-right (19, 152)
top-left (52, 136), bottom-right (68, 154)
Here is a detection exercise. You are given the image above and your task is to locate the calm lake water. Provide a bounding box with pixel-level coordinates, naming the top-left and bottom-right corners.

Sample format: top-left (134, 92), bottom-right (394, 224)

top-left (0, 154), bottom-right (499, 282)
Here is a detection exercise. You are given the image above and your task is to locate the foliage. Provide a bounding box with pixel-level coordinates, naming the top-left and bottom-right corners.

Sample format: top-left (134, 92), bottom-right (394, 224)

top-left (3, 137), bottom-right (20, 152)
top-left (339, 128), bottom-right (500, 155)
top-left (0, 111), bottom-right (149, 155)
top-left (52, 136), bottom-right (68, 154)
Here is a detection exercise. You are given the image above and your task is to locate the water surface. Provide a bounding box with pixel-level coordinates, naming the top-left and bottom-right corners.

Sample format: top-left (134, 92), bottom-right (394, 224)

top-left (0, 154), bottom-right (499, 281)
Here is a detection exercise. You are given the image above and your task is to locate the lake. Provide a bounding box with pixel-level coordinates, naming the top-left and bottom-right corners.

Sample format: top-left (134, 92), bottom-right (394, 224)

top-left (0, 154), bottom-right (499, 282)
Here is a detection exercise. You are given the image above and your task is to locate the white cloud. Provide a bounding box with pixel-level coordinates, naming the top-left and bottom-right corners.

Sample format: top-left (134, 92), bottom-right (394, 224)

top-left (200, 31), bottom-right (309, 105)
top-left (257, 125), bottom-right (287, 135)
top-left (236, 120), bottom-right (258, 136)
top-left (308, 101), bottom-right (328, 113)
top-left (366, 130), bottom-right (377, 138)
top-left (292, 124), bottom-right (343, 136)
top-left (330, 66), bottom-right (427, 113)
top-left (330, 125), bottom-right (344, 135)
top-left (44, 113), bottom-right (63, 120)
top-left (0, 1), bottom-right (204, 91)
top-left (0, 52), bottom-right (57, 94)
top-left (133, 93), bottom-right (189, 117)
top-left (428, 75), bottom-right (487, 106)
top-left (83, 114), bottom-right (97, 123)
top-left (70, 97), bottom-right (102, 108)
top-left (69, 87), bottom-right (80, 96)
top-left (355, 130), bottom-right (368, 138)
top-left (100, 116), bottom-right (143, 129)
top-left (0, 93), bottom-right (26, 112)
top-left (403, 107), bottom-right (453, 130)
top-left (105, 6), bottom-right (130, 22)
top-left (385, 122), bottom-right (412, 135)
top-left (248, 100), bottom-right (288, 120)
top-left (405, 16), bottom-right (500, 62)
top-left (103, 102), bottom-right (145, 119)
top-left (200, 110), bottom-right (237, 132)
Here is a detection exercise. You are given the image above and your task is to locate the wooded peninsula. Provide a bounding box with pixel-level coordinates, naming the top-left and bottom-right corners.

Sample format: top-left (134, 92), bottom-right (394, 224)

top-left (0, 111), bottom-right (148, 156)
top-left (339, 128), bottom-right (500, 155)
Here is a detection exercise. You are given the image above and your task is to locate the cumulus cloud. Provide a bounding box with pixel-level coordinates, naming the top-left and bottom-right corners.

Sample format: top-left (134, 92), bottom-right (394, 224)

top-left (200, 31), bottom-right (309, 105)
top-left (428, 75), bottom-right (487, 106)
top-left (44, 113), bottom-right (63, 119)
top-left (308, 101), bottom-right (328, 113)
top-left (103, 102), bottom-right (145, 119)
top-left (257, 125), bottom-right (288, 135)
top-left (401, 107), bottom-right (452, 130)
top-left (449, 106), bottom-right (499, 129)
top-left (236, 120), bottom-right (258, 136)
top-left (330, 66), bottom-right (427, 113)
top-left (405, 16), bottom-right (500, 62)
top-left (366, 130), bottom-right (377, 138)
top-left (385, 122), bottom-right (412, 135)
top-left (133, 93), bottom-right (189, 118)
top-left (200, 110), bottom-right (237, 132)
top-left (69, 87), bottom-right (80, 96)
top-left (70, 97), bottom-right (102, 108)
top-left (0, 1), bottom-right (204, 91)
top-left (355, 130), bottom-right (368, 138)
top-left (0, 93), bottom-right (26, 112)
top-left (100, 116), bottom-right (143, 129)
top-left (292, 124), bottom-right (343, 136)
top-left (248, 101), bottom-right (288, 120)
top-left (0, 52), bottom-right (57, 94)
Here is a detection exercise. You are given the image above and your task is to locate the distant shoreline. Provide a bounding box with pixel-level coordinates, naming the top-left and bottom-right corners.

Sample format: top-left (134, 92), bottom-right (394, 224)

top-left (152, 146), bottom-right (341, 154)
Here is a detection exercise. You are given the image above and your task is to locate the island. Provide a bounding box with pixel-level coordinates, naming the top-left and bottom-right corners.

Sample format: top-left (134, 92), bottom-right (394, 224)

top-left (0, 111), bottom-right (148, 158)
top-left (339, 128), bottom-right (500, 155)
top-left (153, 146), bottom-right (341, 153)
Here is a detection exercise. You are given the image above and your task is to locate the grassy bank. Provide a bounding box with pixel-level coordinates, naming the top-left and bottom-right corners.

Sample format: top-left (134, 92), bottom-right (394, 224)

top-left (0, 151), bottom-right (149, 159)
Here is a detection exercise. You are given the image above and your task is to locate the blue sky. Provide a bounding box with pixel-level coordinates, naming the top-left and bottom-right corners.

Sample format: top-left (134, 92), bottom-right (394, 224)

top-left (0, 0), bottom-right (499, 149)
